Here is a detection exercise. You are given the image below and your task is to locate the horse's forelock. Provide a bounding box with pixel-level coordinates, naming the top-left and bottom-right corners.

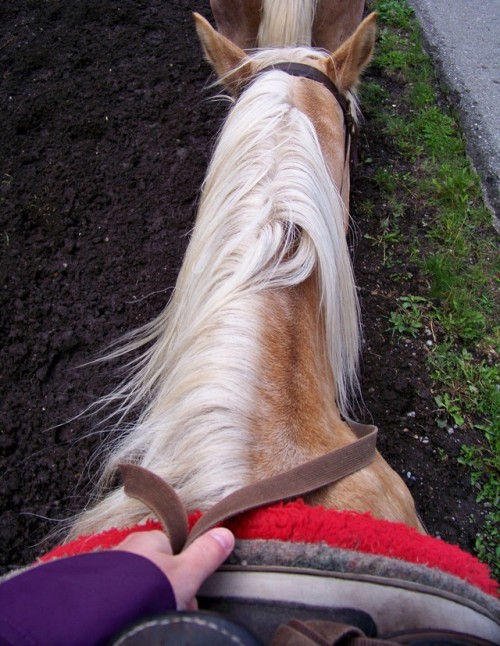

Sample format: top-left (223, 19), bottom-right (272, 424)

top-left (257, 0), bottom-right (319, 48)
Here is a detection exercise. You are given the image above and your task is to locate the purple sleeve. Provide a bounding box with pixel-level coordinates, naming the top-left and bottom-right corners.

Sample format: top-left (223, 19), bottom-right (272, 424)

top-left (0, 550), bottom-right (176, 646)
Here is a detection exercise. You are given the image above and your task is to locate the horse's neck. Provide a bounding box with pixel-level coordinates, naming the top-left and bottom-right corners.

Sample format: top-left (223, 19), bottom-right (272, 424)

top-left (249, 273), bottom-right (352, 481)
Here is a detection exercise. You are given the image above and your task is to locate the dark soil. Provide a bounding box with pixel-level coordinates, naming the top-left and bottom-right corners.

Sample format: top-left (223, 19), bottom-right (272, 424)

top-left (0, 0), bottom-right (487, 574)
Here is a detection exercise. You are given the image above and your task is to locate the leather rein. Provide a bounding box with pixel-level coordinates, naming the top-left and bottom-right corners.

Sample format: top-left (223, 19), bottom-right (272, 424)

top-left (119, 420), bottom-right (377, 554)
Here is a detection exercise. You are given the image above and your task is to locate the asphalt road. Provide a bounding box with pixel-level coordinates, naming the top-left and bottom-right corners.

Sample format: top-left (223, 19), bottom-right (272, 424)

top-left (408, 0), bottom-right (500, 227)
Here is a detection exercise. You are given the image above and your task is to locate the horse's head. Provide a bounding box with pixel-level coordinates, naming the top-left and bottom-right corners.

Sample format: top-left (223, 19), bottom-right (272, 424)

top-left (194, 11), bottom-right (376, 218)
top-left (209, 0), bottom-right (366, 52)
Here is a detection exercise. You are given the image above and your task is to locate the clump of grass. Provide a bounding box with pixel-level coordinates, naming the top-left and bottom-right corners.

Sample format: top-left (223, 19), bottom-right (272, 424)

top-left (374, 0), bottom-right (414, 28)
top-left (388, 295), bottom-right (426, 337)
top-left (368, 0), bottom-right (499, 577)
top-left (409, 80), bottom-right (435, 109)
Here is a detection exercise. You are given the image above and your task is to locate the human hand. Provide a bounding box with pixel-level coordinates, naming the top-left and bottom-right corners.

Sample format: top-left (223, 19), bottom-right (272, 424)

top-left (114, 528), bottom-right (234, 610)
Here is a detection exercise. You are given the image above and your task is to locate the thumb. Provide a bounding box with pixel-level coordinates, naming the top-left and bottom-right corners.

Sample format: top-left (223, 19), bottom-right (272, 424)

top-left (181, 527), bottom-right (235, 581)
top-left (170, 528), bottom-right (235, 609)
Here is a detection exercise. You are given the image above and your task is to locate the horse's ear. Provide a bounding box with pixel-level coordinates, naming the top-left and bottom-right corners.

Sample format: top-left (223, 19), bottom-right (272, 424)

top-left (312, 0), bottom-right (365, 53)
top-left (193, 12), bottom-right (253, 95)
top-left (326, 12), bottom-right (377, 92)
top-left (209, 0), bottom-right (261, 50)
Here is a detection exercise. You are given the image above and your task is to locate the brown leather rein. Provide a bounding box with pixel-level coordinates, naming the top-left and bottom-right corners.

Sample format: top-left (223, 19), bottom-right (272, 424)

top-left (119, 420), bottom-right (377, 554)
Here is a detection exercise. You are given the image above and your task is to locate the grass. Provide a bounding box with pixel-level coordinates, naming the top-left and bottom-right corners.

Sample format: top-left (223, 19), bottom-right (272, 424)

top-left (365, 0), bottom-right (499, 578)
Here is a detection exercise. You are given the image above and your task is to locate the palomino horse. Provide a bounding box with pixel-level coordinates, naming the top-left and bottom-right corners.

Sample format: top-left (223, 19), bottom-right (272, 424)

top-left (210, 0), bottom-right (365, 51)
top-left (68, 12), bottom-right (424, 540)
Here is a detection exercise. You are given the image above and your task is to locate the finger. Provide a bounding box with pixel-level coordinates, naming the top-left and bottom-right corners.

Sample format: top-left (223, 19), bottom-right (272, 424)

top-left (181, 527), bottom-right (234, 577)
top-left (172, 528), bottom-right (234, 604)
top-left (187, 598), bottom-right (199, 611)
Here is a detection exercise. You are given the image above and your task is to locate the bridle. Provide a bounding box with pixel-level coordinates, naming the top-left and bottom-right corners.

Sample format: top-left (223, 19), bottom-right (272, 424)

top-left (238, 61), bottom-right (357, 204)
top-left (247, 61), bottom-right (357, 167)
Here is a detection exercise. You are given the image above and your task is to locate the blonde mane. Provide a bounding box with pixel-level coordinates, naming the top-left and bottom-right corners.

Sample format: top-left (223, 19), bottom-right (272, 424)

top-left (258, 0), bottom-right (319, 47)
top-left (68, 48), bottom-right (360, 537)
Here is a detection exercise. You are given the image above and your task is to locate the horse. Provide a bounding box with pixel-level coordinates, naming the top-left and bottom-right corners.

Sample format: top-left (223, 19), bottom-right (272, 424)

top-left (210, 0), bottom-right (365, 51)
top-left (67, 11), bottom-right (425, 540)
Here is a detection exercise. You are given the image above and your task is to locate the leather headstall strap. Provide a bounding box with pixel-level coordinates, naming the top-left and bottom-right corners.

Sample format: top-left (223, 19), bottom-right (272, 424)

top-left (253, 62), bottom-right (357, 163)
top-left (119, 420), bottom-right (377, 554)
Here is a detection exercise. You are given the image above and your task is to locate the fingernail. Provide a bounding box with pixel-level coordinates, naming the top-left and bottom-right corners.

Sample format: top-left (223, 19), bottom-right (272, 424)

top-left (210, 527), bottom-right (235, 551)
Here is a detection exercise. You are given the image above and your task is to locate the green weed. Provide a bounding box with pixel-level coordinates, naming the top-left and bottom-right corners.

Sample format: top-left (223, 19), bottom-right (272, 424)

top-left (388, 295), bottom-right (427, 337)
top-left (373, 167), bottom-right (398, 194)
top-left (374, 0), bottom-right (414, 29)
top-left (376, 30), bottom-right (411, 70)
top-left (409, 81), bottom-right (435, 108)
top-left (360, 81), bottom-right (389, 114)
top-left (436, 447), bottom-right (448, 462)
top-left (458, 445), bottom-right (499, 572)
top-left (430, 346), bottom-right (500, 421)
top-left (434, 392), bottom-right (465, 428)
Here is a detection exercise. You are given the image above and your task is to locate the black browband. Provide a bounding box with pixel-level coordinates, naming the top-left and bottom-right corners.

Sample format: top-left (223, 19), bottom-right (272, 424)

top-left (249, 62), bottom-right (356, 160)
